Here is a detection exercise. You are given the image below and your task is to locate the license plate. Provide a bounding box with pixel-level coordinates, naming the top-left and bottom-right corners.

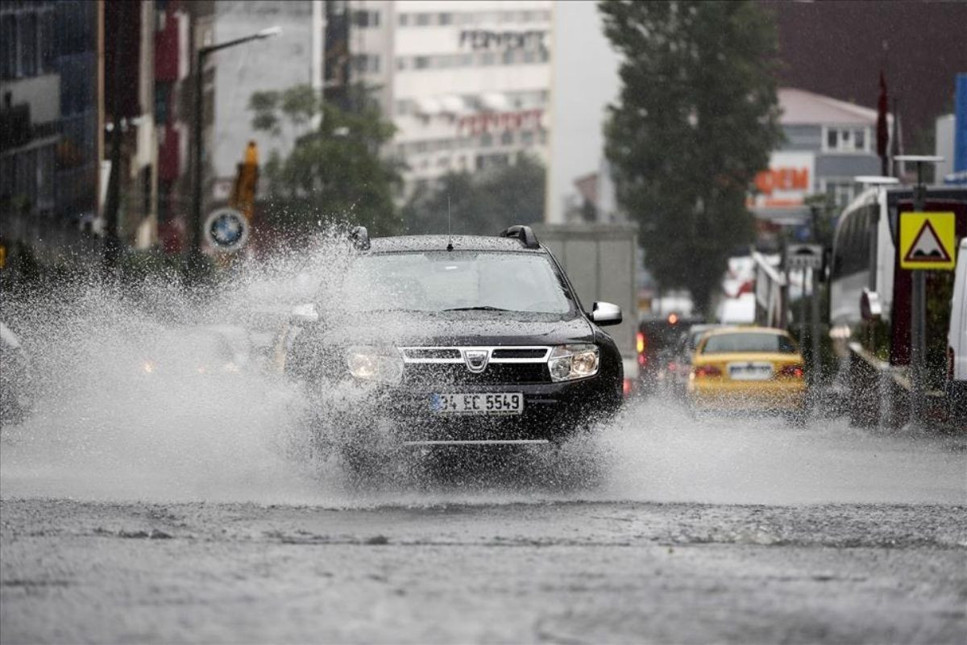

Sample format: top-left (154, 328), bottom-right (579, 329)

top-left (728, 362), bottom-right (773, 381)
top-left (430, 392), bottom-right (524, 415)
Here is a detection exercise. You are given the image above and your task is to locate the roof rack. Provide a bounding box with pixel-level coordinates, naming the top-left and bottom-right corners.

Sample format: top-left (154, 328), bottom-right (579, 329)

top-left (499, 225), bottom-right (540, 249)
top-left (349, 225), bottom-right (370, 251)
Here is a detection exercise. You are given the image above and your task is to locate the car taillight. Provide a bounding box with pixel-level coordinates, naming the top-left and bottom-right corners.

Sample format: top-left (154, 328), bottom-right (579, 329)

top-left (779, 364), bottom-right (805, 379)
top-left (623, 378), bottom-right (633, 397)
top-left (667, 361), bottom-right (678, 373)
top-left (636, 332), bottom-right (645, 354)
top-left (692, 365), bottom-right (721, 378)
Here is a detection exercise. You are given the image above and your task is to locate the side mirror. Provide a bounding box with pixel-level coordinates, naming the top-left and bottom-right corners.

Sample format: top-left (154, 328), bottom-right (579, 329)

top-left (290, 303), bottom-right (320, 325)
top-left (590, 301), bottom-right (622, 326)
top-left (860, 289), bottom-right (882, 321)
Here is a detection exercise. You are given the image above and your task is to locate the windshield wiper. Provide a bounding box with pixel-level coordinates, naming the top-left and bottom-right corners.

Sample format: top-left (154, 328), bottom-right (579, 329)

top-left (442, 306), bottom-right (513, 312)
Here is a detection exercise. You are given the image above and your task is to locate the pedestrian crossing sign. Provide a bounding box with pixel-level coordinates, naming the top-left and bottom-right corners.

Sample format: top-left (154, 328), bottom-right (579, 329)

top-left (899, 212), bottom-right (956, 270)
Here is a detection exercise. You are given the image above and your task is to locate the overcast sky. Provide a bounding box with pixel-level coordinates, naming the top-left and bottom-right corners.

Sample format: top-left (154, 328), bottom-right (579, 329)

top-left (546, 0), bottom-right (621, 223)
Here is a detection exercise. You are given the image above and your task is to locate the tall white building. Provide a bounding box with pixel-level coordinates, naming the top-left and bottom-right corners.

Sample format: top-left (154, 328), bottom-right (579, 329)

top-left (210, 0), bottom-right (552, 198)
top-left (359, 1), bottom-right (553, 194)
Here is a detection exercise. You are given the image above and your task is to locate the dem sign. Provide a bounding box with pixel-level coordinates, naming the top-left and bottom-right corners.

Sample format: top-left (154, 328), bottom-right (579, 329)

top-left (204, 208), bottom-right (250, 253)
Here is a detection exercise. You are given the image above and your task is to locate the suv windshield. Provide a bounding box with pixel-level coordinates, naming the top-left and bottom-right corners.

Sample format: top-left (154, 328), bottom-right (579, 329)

top-left (339, 251), bottom-right (574, 314)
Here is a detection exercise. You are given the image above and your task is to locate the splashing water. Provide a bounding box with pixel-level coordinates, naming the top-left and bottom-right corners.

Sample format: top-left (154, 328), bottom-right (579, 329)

top-left (1, 232), bottom-right (964, 507)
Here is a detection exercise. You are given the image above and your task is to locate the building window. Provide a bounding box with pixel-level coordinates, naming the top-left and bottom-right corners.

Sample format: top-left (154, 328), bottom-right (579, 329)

top-left (20, 13), bottom-right (38, 77)
top-left (1, 15), bottom-right (16, 79)
top-left (396, 57), bottom-right (408, 71)
top-left (822, 178), bottom-right (856, 208)
top-left (824, 126), bottom-right (870, 153)
top-left (438, 13), bottom-right (452, 25)
top-left (352, 10), bottom-right (380, 28)
top-left (154, 82), bottom-right (171, 123)
top-left (415, 13), bottom-right (431, 26)
top-left (480, 133), bottom-right (493, 148)
top-left (41, 9), bottom-right (54, 73)
top-left (398, 13), bottom-right (409, 27)
top-left (500, 131), bottom-right (514, 146)
top-left (414, 56), bottom-right (430, 70)
top-left (352, 54), bottom-right (380, 74)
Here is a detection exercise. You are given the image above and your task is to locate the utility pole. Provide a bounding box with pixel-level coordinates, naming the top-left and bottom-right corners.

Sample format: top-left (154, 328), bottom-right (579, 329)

top-left (102, 1), bottom-right (124, 280)
top-left (183, 26), bottom-right (281, 287)
top-left (895, 156), bottom-right (944, 431)
top-left (809, 204), bottom-right (821, 389)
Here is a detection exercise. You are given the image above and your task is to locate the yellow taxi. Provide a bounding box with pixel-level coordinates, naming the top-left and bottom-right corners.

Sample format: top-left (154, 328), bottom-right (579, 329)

top-left (686, 326), bottom-right (806, 423)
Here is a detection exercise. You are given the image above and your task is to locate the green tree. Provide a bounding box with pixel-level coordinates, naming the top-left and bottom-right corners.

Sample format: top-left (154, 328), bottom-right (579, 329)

top-left (401, 154), bottom-right (546, 235)
top-left (248, 85), bottom-right (403, 242)
top-left (599, 0), bottom-right (782, 314)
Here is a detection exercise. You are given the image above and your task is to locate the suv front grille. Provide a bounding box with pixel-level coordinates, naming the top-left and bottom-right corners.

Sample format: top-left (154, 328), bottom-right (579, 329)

top-left (402, 348), bottom-right (462, 361)
top-left (490, 348), bottom-right (548, 360)
top-left (404, 363), bottom-right (548, 385)
top-left (399, 346), bottom-right (552, 385)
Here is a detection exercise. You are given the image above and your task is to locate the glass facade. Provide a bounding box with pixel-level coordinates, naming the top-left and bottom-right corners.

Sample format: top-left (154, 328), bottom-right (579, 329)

top-left (53, 0), bottom-right (98, 220)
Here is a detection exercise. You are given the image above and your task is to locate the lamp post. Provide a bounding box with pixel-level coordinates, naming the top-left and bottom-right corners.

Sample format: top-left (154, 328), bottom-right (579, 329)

top-left (184, 26), bottom-right (281, 286)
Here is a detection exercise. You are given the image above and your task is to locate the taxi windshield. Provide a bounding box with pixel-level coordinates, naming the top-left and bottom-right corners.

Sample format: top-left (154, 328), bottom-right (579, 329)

top-left (702, 332), bottom-right (798, 354)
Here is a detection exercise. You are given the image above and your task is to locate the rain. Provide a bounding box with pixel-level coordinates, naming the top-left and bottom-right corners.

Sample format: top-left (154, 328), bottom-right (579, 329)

top-left (2, 1), bottom-right (966, 644)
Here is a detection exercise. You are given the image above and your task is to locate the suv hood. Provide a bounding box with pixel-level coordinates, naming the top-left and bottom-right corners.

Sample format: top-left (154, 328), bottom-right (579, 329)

top-left (321, 311), bottom-right (595, 348)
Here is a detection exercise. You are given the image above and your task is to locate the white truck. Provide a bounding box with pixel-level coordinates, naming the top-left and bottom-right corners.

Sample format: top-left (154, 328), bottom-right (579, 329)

top-left (531, 222), bottom-right (640, 395)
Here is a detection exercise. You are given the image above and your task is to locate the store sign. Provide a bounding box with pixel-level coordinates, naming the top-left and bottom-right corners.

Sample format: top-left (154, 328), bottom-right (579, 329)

top-left (459, 30), bottom-right (547, 51)
top-left (750, 152), bottom-right (815, 209)
top-left (457, 109), bottom-right (543, 136)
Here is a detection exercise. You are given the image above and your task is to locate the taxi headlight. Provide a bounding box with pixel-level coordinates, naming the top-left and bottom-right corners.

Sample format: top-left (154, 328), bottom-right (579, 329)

top-left (346, 346), bottom-right (403, 385)
top-left (548, 344), bottom-right (600, 382)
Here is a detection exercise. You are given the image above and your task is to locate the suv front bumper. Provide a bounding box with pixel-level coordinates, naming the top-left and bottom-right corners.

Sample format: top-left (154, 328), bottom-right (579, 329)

top-left (312, 375), bottom-right (618, 444)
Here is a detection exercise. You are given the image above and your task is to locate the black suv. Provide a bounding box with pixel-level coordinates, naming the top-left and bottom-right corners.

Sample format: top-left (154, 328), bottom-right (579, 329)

top-left (283, 225), bottom-right (624, 463)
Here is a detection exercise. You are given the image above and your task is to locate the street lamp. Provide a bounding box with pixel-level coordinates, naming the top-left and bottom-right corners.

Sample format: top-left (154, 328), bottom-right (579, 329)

top-left (184, 26), bottom-right (282, 286)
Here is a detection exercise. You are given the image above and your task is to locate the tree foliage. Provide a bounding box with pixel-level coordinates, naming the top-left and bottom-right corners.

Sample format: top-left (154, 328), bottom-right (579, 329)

top-left (599, 0), bottom-right (782, 314)
top-left (401, 155), bottom-right (546, 236)
top-left (248, 85), bottom-right (403, 242)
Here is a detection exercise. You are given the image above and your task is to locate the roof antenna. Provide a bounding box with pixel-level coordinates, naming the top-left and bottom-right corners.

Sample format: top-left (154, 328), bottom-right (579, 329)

top-left (447, 194), bottom-right (453, 252)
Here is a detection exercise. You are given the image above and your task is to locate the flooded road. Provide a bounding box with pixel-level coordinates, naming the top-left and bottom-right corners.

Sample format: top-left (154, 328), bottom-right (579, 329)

top-left (3, 398), bottom-right (966, 644)
top-left (1, 275), bottom-right (965, 643)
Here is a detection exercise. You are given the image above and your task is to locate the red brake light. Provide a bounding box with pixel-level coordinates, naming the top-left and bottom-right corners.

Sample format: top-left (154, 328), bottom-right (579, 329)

top-left (693, 365), bottom-right (722, 378)
top-left (779, 364), bottom-right (805, 379)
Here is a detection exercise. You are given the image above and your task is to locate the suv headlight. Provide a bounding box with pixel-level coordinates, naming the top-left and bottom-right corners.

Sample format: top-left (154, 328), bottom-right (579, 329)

top-left (346, 346), bottom-right (403, 385)
top-left (548, 344), bottom-right (600, 382)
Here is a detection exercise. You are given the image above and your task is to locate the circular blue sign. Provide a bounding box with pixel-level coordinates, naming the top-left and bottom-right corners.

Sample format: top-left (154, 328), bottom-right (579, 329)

top-left (204, 208), bottom-right (250, 252)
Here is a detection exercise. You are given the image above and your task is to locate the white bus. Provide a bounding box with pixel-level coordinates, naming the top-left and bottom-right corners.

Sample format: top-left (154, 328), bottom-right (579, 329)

top-left (828, 184), bottom-right (967, 425)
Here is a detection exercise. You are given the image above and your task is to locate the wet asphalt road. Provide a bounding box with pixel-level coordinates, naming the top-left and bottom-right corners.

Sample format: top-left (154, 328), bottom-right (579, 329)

top-left (2, 399), bottom-right (966, 644)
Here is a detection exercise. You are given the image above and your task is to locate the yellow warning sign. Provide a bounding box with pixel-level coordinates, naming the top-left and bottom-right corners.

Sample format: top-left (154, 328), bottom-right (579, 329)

top-left (899, 212), bottom-right (956, 270)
